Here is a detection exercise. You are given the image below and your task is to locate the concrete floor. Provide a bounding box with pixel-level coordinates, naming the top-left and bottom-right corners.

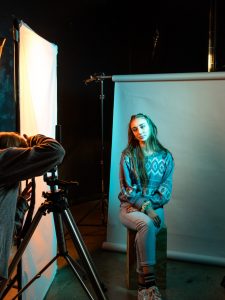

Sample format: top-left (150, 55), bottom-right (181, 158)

top-left (44, 251), bottom-right (225, 300)
top-left (43, 200), bottom-right (225, 300)
top-left (4, 199), bottom-right (225, 300)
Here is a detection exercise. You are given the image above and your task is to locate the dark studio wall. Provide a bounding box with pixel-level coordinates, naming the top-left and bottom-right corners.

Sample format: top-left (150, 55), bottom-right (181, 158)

top-left (0, 17), bottom-right (16, 131)
top-left (1, 0), bottom-right (225, 202)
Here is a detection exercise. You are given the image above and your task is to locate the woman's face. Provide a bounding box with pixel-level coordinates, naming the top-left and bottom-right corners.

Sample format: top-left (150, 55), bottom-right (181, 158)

top-left (130, 117), bottom-right (151, 144)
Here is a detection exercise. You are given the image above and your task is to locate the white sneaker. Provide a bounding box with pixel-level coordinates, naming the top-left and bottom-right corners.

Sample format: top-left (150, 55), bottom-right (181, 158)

top-left (137, 286), bottom-right (162, 300)
top-left (138, 288), bottom-right (149, 300)
top-left (147, 286), bottom-right (162, 300)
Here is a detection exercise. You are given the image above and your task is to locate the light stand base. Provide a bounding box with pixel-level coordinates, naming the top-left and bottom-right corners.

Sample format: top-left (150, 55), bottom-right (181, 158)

top-left (77, 194), bottom-right (108, 226)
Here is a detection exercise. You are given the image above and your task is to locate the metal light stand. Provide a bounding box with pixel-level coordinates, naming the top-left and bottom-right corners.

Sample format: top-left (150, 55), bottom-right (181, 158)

top-left (0, 168), bottom-right (108, 300)
top-left (78, 73), bottom-right (112, 226)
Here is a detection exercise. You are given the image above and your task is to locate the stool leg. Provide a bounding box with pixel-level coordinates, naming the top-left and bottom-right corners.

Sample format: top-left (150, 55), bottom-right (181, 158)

top-left (126, 229), bottom-right (137, 289)
top-left (156, 227), bottom-right (167, 289)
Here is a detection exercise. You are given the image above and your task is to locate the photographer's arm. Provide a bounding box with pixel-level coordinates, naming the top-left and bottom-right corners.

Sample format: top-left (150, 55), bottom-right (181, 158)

top-left (0, 134), bottom-right (65, 185)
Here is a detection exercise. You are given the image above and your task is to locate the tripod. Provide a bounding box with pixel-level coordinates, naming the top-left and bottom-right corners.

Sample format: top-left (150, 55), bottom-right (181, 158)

top-left (79, 73), bottom-right (112, 226)
top-left (0, 169), bottom-right (108, 300)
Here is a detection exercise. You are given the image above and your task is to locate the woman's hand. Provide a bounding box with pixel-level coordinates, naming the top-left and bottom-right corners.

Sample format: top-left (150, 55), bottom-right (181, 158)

top-left (126, 205), bottom-right (139, 213)
top-left (146, 208), bottom-right (161, 228)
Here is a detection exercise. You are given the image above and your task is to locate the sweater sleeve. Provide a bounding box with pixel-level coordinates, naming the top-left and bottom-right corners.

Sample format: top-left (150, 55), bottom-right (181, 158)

top-left (149, 152), bottom-right (174, 208)
top-left (0, 134), bottom-right (65, 186)
top-left (118, 153), bottom-right (148, 209)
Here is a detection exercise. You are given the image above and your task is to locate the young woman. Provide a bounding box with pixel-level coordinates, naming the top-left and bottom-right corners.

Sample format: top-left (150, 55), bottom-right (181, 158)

top-left (118, 113), bottom-right (174, 300)
top-left (0, 132), bottom-right (65, 290)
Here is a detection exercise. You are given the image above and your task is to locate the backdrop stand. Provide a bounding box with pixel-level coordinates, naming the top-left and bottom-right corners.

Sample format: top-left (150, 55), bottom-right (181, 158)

top-left (78, 73), bottom-right (112, 226)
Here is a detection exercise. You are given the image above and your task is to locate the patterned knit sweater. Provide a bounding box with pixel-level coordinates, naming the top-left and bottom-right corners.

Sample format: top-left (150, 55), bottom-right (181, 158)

top-left (118, 150), bottom-right (174, 209)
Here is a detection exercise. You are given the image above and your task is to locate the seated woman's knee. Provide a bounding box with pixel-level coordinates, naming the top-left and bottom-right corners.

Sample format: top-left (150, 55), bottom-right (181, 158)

top-left (136, 217), bottom-right (153, 231)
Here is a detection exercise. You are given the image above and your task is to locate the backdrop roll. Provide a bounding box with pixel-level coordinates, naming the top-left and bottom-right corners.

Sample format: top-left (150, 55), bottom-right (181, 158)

top-left (103, 72), bottom-right (225, 267)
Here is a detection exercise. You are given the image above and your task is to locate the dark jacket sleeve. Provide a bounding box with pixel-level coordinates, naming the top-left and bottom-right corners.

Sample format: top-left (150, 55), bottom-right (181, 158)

top-left (0, 134), bottom-right (65, 185)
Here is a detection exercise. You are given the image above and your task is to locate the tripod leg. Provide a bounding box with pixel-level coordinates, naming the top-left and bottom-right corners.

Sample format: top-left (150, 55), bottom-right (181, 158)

top-left (17, 260), bottom-right (22, 300)
top-left (53, 211), bottom-right (87, 276)
top-left (0, 274), bottom-right (17, 299)
top-left (0, 206), bottom-right (45, 298)
top-left (53, 212), bottom-right (96, 300)
top-left (100, 194), bottom-right (108, 225)
top-left (61, 208), bottom-right (108, 300)
top-left (64, 254), bottom-right (95, 300)
top-left (10, 256), bottom-right (59, 300)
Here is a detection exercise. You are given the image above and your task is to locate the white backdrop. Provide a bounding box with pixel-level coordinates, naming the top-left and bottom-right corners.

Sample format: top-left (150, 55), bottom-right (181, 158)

top-left (19, 21), bottom-right (58, 299)
top-left (103, 72), bottom-right (225, 267)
